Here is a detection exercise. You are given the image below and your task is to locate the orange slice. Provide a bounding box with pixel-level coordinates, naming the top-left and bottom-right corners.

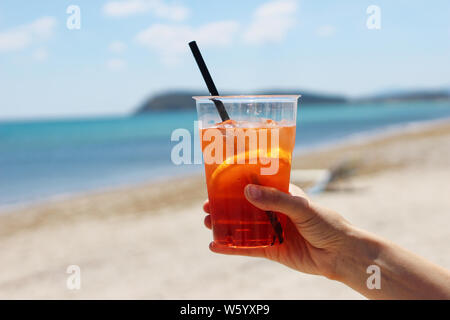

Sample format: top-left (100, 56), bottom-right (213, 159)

top-left (210, 148), bottom-right (291, 196)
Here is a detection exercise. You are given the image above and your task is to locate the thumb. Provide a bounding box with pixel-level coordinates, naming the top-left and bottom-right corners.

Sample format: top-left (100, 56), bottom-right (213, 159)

top-left (244, 184), bottom-right (316, 225)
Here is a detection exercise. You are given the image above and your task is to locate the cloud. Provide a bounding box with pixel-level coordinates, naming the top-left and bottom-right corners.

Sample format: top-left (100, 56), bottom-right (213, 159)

top-left (0, 16), bottom-right (56, 52)
top-left (106, 58), bottom-right (127, 71)
top-left (109, 41), bottom-right (127, 53)
top-left (103, 0), bottom-right (189, 21)
top-left (243, 0), bottom-right (298, 45)
top-left (32, 47), bottom-right (48, 61)
top-left (135, 21), bottom-right (239, 64)
top-left (133, 0), bottom-right (298, 64)
top-left (316, 25), bottom-right (336, 37)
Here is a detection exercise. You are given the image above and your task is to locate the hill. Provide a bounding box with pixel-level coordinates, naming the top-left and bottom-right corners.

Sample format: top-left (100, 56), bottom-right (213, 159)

top-left (135, 88), bottom-right (450, 114)
top-left (357, 89), bottom-right (450, 103)
top-left (135, 90), bottom-right (347, 114)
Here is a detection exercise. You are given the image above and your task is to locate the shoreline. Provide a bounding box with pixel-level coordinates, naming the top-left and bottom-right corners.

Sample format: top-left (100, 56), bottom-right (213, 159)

top-left (0, 170), bottom-right (204, 215)
top-left (2, 116), bottom-right (450, 215)
top-left (1, 119), bottom-right (449, 234)
top-left (294, 115), bottom-right (450, 156)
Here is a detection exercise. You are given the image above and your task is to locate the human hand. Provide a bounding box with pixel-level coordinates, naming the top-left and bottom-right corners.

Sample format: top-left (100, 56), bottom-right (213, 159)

top-left (203, 183), bottom-right (352, 279)
top-left (203, 183), bottom-right (450, 299)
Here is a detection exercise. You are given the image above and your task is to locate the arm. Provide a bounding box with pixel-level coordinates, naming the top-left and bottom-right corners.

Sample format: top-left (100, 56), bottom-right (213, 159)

top-left (203, 184), bottom-right (450, 299)
top-left (336, 226), bottom-right (450, 299)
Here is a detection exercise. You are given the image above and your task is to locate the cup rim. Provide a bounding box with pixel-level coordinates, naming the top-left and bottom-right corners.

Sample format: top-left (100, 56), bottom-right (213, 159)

top-left (192, 94), bottom-right (301, 100)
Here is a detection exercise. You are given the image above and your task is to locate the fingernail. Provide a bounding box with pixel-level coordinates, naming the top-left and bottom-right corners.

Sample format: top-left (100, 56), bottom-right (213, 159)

top-left (246, 184), bottom-right (262, 200)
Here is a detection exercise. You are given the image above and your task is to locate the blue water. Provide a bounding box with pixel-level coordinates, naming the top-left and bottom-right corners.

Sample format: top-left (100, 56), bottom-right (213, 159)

top-left (1, 101), bottom-right (450, 207)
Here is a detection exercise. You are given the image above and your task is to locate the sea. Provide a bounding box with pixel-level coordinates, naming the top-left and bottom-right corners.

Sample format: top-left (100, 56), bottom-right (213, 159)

top-left (1, 101), bottom-right (450, 208)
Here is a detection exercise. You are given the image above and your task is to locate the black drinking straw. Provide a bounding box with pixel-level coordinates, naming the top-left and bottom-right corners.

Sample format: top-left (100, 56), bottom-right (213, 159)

top-left (189, 40), bottom-right (283, 245)
top-left (188, 41), bottom-right (230, 122)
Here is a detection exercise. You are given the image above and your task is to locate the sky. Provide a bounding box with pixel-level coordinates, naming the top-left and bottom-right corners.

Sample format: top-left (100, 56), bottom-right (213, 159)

top-left (0, 0), bottom-right (449, 119)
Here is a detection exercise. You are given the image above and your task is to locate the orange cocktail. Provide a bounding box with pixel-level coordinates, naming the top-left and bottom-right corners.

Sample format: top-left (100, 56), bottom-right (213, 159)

top-left (194, 95), bottom-right (299, 248)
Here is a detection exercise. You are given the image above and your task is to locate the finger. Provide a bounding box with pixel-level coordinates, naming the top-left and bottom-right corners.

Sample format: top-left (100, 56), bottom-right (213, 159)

top-left (204, 215), bottom-right (212, 229)
top-left (289, 183), bottom-right (308, 198)
top-left (244, 184), bottom-right (316, 225)
top-left (209, 242), bottom-right (266, 258)
top-left (203, 200), bottom-right (210, 213)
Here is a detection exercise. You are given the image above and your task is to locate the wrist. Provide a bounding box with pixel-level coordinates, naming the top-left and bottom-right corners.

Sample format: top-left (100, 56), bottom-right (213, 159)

top-left (332, 225), bottom-right (384, 285)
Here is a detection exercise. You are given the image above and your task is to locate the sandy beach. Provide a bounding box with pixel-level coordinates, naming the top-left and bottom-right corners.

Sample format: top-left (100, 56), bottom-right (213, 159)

top-left (1, 120), bottom-right (450, 299)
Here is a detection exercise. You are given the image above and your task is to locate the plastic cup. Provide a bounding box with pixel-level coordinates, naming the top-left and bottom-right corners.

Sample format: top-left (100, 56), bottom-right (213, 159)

top-left (194, 95), bottom-right (300, 248)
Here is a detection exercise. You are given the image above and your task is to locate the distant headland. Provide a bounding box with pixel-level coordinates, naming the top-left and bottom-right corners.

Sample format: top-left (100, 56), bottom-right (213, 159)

top-left (135, 88), bottom-right (450, 114)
